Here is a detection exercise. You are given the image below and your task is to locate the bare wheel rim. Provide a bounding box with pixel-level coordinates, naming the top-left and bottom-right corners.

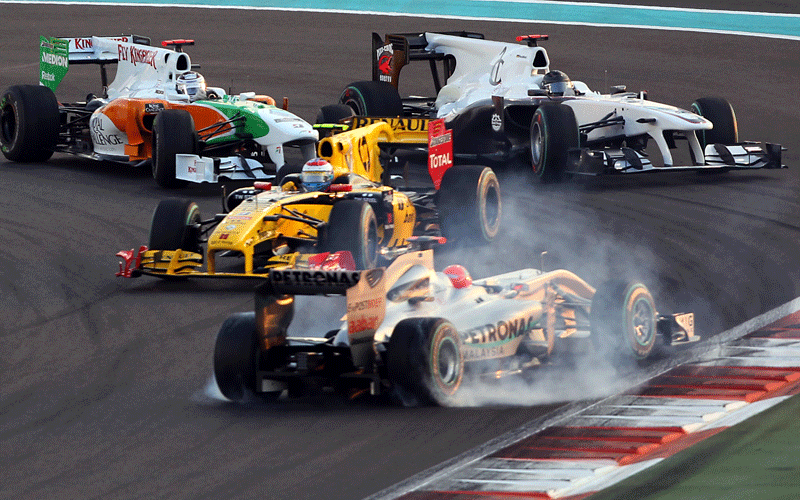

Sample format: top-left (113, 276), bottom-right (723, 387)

top-left (436, 336), bottom-right (460, 386)
top-left (531, 121), bottom-right (544, 171)
top-left (631, 297), bottom-right (655, 347)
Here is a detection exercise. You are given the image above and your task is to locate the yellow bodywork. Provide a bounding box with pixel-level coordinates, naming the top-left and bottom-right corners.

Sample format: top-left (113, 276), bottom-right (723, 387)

top-left (317, 119), bottom-right (430, 183)
top-left (139, 181), bottom-right (415, 278)
top-left (137, 120), bottom-right (428, 278)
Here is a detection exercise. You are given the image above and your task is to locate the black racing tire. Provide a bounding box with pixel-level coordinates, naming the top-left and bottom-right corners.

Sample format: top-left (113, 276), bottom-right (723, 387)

top-left (316, 104), bottom-right (355, 138)
top-left (148, 198), bottom-right (201, 252)
top-left (590, 280), bottom-right (658, 361)
top-left (276, 163), bottom-right (303, 185)
top-left (213, 312), bottom-right (260, 402)
top-left (0, 85), bottom-right (59, 162)
top-left (321, 200), bottom-right (379, 269)
top-left (438, 165), bottom-right (501, 244)
top-left (387, 318), bottom-right (463, 406)
top-left (529, 103), bottom-right (579, 183)
top-left (151, 109), bottom-right (197, 189)
top-left (339, 81), bottom-right (404, 117)
top-left (691, 97), bottom-right (738, 148)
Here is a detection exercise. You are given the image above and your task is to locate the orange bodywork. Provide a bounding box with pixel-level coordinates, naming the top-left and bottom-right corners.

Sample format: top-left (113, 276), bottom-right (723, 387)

top-left (100, 98), bottom-right (228, 160)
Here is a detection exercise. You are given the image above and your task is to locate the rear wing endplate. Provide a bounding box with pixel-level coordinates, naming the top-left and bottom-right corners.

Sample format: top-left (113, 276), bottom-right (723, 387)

top-left (39, 34), bottom-right (150, 90)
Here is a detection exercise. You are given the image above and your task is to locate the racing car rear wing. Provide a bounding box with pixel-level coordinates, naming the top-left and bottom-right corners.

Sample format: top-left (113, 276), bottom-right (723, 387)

top-left (39, 34), bottom-right (150, 90)
top-left (372, 31), bottom-right (483, 92)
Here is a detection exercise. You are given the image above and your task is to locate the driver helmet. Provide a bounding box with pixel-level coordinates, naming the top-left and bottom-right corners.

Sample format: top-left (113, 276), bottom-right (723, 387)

top-left (301, 158), bottom-right (335, 192)
top-left (443, 264), bottom-right (472, 289)
top-left (177, 71), bottom-right (207, 101)
top-left (541, 70), bottom-right (575, 96)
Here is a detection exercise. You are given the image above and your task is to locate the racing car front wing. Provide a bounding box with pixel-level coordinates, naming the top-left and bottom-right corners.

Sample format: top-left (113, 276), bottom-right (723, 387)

top-left (176, 154), bottom-right (275, 183)
top-left (567, 141), bottom-right (785, 176)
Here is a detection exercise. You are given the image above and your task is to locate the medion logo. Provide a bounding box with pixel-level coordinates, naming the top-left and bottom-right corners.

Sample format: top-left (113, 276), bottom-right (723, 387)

top-left (41, 52), bottom-right (68, 68)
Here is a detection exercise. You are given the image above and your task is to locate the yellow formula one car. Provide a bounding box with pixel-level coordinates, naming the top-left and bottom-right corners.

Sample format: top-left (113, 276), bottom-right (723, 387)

top-left (117, 120), bottom-right (501, 278)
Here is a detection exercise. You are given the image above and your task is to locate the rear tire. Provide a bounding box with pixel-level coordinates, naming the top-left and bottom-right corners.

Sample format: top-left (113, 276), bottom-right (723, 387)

top-left (387, 318), bottom-right (463, 406)
top-left (691, 97), bottom-right (738, 148)
top-left (438, 165), bottom-right (501, 244)
top-left (152, 109), bottom-right (197, 188)
top-left (530, 103), bottom-right (579, 182)
top-left (590, 280), bottom-right (658, 361)
top-left (0, 85), bottom-right (59, 162)
top-left (339, 81), bottom-right (404, 117)
top-left (148, 198), bottom-right (201, 252)
top-left (322, 200), bottom-right (379, 269)
top-left (213, 312), bottom-right (260, 401)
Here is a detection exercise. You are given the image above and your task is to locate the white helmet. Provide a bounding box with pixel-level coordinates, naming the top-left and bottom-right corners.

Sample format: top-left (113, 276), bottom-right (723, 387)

top-left (301, 158), bottom-right (335, 192)
top-left (177, 71), bottom-right (207, 101)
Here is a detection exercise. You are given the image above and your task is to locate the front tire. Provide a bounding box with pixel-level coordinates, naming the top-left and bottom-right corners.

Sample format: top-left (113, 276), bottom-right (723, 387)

top-left (438, 165), bottom-right (501, 244)
top-left (148, 198), bottom-right (201, 252)
top-left (316, 104), bottom-right (355, 138)
top-left (691, 97), bottom-right (738, 148)
top-left (590, 281), bottom-right (658, 361)
top-left (530, 103), bottom-right (579, 182)
top-left (0, 85), bottom-right (59, 162)
top-left (387, 318), bottom-right (464, 406)
top-left (339, 81), bottom-right (404, 117)
top-left (213, 312), bottom-right (260, 401)
top-left (321, 200), bottom-right (379, 269)
top-left (152, 109), bottom-right (197, 189)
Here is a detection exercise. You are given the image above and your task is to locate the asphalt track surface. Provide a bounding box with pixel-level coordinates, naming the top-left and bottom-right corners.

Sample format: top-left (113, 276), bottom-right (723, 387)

top-left (1, 4), bottom-right (799, 500)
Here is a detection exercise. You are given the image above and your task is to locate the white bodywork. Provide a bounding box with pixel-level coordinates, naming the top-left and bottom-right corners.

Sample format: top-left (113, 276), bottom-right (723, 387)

top-left (61, 36), bottom-right (317, 169)
top-left (424, 33), bottom-right (712, 167)
top-left (326, 251), bottom-right (587, 367)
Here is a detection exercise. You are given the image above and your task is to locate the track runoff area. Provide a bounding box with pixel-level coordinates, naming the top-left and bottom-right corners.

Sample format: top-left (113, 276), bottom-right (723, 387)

top-left (368, 299), bottom-right (800, 500)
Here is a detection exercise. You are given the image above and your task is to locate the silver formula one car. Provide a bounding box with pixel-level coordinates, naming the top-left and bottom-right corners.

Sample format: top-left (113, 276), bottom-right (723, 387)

top-left (212, 249), bottom-right (696, 405)
top-left (336, 31), bottom-right (785, 182)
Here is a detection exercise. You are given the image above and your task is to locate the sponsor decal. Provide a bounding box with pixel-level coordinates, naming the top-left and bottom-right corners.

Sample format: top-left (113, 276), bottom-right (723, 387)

top-left (90, 115), bottom-right (122, 146)
top-left (271, 269), bottom-right (362, 287)
top-left (461, 315), bottom-right (536, 345)
top-left (219, 233), bottom-right (229, 239)
top-left (491, 95), bottom-right (505, 134)
top-left (376, 43), bottom-right (393, 83)
top-left (347, 297), bottom-right (383, 312)
top-left (69, 36), bottom-right (129, 52)
top-left (41, 52), bottom-right (68, 68)
top-left (427, 118), bottom-right (453, 189)
top-left (144, 102), bottom-right (165, 113)
top-left (117, 43), bottom-right (157, 69)
top-left (349, 315), bottom-right (380, 333)
top-left (39, 36), bottom-right (69, 90)
top-left (351, 116), bottom-right (428, 132)
top-left (491, 113), bottom-right (502, 132)
top-left (489, 47), bottom-right (506, 85)
top-left (225, 225), bottom-right (237, 230)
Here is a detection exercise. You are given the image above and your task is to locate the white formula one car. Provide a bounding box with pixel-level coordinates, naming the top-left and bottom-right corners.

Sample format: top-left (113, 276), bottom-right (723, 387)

top-left (213, 249), bottom-right (697, 405)
top-left (0, 35), bottom-right (317, 187)
top-left (337, 32), bottom-right (785, 182)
